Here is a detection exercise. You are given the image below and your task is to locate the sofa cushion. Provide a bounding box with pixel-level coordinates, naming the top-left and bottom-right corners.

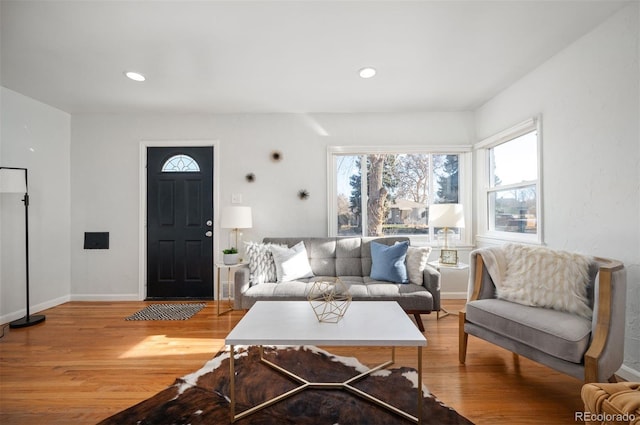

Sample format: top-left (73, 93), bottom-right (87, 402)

top-left (370, 241), bottom-right (409, 283)
top-left (270, 241), bottom-right (314, 282)
top-left (335, 238), bottom-right (363, 276)
top-left (466, 298), bottom-right (592, 363)
top-left (244, 281), bottom-right (311, 300)
top-left (242, 275), bottom-right (434, 311)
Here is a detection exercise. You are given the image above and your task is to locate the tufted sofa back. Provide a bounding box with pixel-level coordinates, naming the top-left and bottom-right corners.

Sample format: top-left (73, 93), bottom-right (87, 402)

top-left (262, 236), bottom-right (409, 278)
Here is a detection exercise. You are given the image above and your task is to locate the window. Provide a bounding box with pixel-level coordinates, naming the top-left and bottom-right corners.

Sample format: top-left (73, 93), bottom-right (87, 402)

top-left (477, 117), bottom-right (542, 243)
top-left (328, 147), bottom-right (471, 244)
top-left (161, 154), bottom-right (200, 172)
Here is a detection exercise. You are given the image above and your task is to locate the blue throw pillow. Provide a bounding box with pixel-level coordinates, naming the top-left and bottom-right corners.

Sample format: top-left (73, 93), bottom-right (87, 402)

top-left (370, 241), bottom-right (409, 283)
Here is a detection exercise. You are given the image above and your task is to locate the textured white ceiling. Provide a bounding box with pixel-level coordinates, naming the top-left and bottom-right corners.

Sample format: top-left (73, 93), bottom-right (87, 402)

top-left (0, 0), bottom-right (630, 114)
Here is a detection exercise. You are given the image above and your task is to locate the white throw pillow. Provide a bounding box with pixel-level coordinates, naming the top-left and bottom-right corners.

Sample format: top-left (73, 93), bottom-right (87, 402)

top-left (245, 241), bottom-right (281, 284)
top-left (497, 244), bottom-right (593, 318)
top-left (405, 246), bottom-right (432, 285)
top-left (269, 241), bottom-right (314, 282)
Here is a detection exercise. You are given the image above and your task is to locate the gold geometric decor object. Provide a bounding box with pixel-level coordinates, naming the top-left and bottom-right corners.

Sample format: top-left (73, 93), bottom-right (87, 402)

top-left (307, 278), bottom-right (352, 323)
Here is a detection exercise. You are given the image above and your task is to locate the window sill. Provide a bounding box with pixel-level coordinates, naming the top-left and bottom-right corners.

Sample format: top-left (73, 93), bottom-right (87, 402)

top-left (476, 233), bottom-right (544, 246)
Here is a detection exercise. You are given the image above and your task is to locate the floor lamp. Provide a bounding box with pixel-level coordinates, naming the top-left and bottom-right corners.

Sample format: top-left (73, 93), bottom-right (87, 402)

top-left (0, 167), bottom-right (46, 328)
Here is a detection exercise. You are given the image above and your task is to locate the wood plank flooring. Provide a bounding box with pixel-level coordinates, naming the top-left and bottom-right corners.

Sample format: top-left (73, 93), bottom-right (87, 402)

top-left (0, 300), bottom-right (585, 424)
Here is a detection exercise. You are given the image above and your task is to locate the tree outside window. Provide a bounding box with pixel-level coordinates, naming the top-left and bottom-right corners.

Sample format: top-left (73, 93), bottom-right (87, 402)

top-left (334, 152), bottom-right (460, 239)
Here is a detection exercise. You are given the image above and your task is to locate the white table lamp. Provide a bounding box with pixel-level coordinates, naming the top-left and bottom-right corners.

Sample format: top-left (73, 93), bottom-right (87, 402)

top-left (429, 203), bottom-right (464, 265)
top-left (220, 206), bottom-right (253, 251)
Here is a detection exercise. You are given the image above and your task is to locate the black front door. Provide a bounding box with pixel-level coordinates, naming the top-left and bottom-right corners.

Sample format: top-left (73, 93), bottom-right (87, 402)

top-left (146, 146), bottom-right (214, 299)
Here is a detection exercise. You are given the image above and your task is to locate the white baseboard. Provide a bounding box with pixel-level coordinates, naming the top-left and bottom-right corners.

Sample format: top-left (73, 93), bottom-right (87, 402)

top-left (0, 294), bottom-right (70, 325)
top-left (70, 294), bottom-right (141, 302)
top-left (617, 364), bottom-right (640, 381)
top-left (441, 292), bottom-right (468, 300)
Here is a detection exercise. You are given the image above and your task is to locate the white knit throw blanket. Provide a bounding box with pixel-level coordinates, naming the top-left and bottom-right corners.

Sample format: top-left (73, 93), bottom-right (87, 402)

top-left (470, 244), bottom-right (593, 319)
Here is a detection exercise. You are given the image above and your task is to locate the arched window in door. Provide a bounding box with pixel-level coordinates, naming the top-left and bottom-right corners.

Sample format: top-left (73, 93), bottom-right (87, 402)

top-left (161, 154), bottom-right (201, 172)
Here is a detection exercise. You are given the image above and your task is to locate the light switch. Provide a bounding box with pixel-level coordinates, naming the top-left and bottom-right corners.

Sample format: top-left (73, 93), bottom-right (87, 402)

top-left (231, 193), bottom-right (242, 204)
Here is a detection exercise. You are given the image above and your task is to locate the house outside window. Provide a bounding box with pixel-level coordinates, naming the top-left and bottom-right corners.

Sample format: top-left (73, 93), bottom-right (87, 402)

top-left (328, 146), bottom-right (471, 245)
top-left (476, 117), bottom-right (542, 244)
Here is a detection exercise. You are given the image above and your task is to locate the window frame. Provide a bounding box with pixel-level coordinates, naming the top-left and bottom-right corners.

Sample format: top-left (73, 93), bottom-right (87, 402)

top-left (327, 145), bottom-right (473, 246)
top-left (161, 154), bottom-right (201, 172)
top-left (475, 117), bottom-right (543, 244)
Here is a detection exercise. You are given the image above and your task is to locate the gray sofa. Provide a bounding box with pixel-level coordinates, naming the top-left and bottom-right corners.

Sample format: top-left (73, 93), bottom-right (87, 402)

top-left (233, 236), bottom-right (441, 331)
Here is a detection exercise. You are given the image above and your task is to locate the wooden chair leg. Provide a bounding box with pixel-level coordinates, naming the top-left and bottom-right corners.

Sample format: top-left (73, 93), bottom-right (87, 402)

top-left (459, 311), bottom-right (468, 364)
top-left (414, 314), bottom-right (425, 332)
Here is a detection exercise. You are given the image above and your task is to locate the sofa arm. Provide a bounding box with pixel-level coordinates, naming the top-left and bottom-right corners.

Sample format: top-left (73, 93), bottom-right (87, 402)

top-left (423, 266), bottom-right (441, 312)
top-left (233, 266), bottom-right (251, 310)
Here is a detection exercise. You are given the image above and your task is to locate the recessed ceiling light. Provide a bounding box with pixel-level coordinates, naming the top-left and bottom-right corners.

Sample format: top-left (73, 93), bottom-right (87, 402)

top-left (125, 71), bottom-right (146, 82)
top-left (359, 67), bottom-right (376, 79)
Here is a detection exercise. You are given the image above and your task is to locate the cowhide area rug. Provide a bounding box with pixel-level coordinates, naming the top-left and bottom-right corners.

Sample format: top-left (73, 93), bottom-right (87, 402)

top-left (98, 345), bottom-right (474, 424)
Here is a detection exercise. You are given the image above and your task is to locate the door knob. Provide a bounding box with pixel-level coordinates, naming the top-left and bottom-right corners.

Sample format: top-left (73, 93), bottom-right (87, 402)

top-left (205, 231), bottom-right (213, 237)
top-left (206, 220), bottom-right (213, 227)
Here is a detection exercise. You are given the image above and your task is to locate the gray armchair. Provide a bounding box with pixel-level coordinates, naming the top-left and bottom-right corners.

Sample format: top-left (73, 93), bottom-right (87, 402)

top-left (459, 245), bottom-right (626, 383)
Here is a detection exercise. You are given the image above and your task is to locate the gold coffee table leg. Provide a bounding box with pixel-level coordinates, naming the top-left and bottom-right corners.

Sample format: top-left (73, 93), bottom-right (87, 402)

top-left (229, 345), bottom-right (235, 422)
top-left (418, 346), bottom-right (423, 424)
top-left (230, 346), bottom-right (422, 423)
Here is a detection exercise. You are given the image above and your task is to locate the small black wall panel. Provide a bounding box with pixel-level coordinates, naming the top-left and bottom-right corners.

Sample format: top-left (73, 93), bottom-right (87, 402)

top-left (84, 232), bottom-right (109, 249)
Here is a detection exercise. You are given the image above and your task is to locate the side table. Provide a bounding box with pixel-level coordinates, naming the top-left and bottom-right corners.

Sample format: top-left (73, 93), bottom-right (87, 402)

top-left (428, 261), bottom-right (469, 319)
top-left (215, 262), bottom-right (245, 316)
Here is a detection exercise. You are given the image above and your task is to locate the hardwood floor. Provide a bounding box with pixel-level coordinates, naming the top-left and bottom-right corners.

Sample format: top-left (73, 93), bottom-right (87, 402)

top-left (0, 300), bottom-right (585, 424)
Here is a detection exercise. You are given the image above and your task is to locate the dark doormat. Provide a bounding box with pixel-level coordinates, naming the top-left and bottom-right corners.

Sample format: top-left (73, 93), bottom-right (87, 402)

top-left (125, 303), bottom-right (206, 321)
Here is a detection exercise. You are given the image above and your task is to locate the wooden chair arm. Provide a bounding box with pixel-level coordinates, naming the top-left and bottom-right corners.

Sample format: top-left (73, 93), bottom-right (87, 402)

top-left (593, 257), bottom-right (624, 272)
top-left (584, 257), bottom-right (623, 382)
top-left (469, 254), bottom-right (485, 302)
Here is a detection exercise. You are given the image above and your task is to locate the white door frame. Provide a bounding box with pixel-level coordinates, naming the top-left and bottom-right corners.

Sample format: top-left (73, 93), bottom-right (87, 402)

top-left (138, 140), bottom-right (220, 300)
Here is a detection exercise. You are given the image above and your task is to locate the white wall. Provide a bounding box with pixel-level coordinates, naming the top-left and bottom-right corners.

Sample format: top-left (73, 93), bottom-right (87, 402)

top-left (0, 87), bottom-right (71, 323)
top-left (4, 1), bottom-right (636, 377)
top-left (70, 112), bottom-right (474, 299)
top-left (474, 4), bottom-right (640, 378)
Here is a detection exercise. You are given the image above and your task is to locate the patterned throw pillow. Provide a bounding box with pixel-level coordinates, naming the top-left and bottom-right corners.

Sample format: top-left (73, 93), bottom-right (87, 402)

top-left (497, 243), bottom-right (593, 318)
top-left (245, 242), bottom-right (279, 285)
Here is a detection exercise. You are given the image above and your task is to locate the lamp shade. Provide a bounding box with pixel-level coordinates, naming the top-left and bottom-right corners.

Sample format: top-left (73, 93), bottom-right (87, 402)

top-left (0, 168), bottom-right (27, 193)
top-left (220, 206), bottom-right (252, 229)
top-left (428, 204), bottom-right (465, 228)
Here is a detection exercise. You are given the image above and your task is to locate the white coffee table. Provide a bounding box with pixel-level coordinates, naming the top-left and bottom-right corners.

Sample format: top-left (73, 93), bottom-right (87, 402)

top-left (225, 301), bottom-right (427, 423)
